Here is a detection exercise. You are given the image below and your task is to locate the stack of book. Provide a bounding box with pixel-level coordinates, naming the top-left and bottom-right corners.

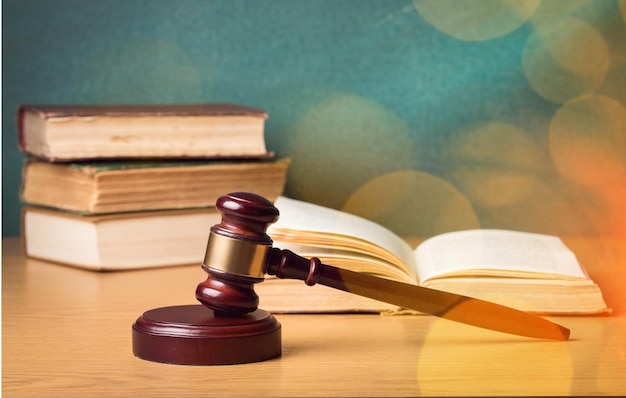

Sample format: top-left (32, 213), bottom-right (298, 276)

top-left (18, 103), bottom-right (290, 271)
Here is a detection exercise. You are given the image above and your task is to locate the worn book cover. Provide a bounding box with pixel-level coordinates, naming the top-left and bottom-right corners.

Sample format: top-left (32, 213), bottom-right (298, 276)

top-left (21, 157), bottom-right (290, 214)
top-left (18, 103), bottom-right (271, 161)
top-left (21, 206), bottom-right (221, 270)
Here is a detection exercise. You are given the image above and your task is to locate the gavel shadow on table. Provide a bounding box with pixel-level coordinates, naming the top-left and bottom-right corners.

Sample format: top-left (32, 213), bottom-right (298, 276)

top-left (132, 192), bottom-right (570, 366)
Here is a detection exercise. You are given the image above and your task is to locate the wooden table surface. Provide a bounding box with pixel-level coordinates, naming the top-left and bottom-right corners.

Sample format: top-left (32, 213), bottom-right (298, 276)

top-left (3, 236), bottom-right (625, 397)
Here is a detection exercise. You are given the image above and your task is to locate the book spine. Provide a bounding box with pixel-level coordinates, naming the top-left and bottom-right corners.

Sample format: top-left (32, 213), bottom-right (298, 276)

top-left (16, 106), bottom-right (48, 157)
top-left (17, 106), bottom-right (27, 152)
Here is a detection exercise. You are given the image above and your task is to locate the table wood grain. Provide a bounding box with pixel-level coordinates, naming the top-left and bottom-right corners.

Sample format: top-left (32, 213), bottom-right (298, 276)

top-left (3, 237), bottom-right (625, 397)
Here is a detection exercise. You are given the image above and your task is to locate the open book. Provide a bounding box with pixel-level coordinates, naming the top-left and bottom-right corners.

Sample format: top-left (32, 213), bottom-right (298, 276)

top-left (258, 196), bottom-right (610, 315)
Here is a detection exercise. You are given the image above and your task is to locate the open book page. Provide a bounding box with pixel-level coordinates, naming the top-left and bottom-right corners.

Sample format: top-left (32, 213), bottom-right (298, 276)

top-left (268, 196), bottom-right (417, 279)
top-left (272, 241), bottom-right (417, 283)
top-left (414, 229), bottom-right (589, 285)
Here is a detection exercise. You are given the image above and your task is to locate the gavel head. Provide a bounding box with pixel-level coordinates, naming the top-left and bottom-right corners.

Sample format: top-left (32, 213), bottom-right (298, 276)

top-left (196, 192), bottom-right (280, 316)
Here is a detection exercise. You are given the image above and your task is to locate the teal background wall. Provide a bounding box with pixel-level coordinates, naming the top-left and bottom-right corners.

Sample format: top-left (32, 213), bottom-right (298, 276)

top-left (3, 0), bottom-right (626, 238)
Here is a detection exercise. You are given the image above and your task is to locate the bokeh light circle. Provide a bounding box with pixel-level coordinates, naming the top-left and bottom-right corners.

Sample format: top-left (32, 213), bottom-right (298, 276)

top-left (416, 319), bottom-right (572, 395)
top-left (413, 0), bottom-right (540, 42)
top-left (342, 170), bottom-right (480, 239)
top-left (522, 17), bottom-right (610, 103)
top-left (442, 122), bottom-right (546, 208)
top-left (285, 94), bottom-right (415, 210)
top-left (549, 95), bottom-right (626, 186)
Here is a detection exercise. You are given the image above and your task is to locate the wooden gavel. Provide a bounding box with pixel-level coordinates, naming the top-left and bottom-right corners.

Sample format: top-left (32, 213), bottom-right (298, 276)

top-left (196, 192), bottom-right (569, 338)
top-left (196, 191), bottom-right (349, 316)
top-left (133, 192), bottom-right (569, 366)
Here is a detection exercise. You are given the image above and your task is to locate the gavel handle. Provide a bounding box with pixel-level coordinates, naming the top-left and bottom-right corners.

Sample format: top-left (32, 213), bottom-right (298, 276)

top-left (266, 248), bottom-right (570, 341)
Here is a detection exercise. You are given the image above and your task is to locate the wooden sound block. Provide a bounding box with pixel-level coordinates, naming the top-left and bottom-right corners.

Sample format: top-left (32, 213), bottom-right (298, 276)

top-left (132, 305), bottom-right (281, 365)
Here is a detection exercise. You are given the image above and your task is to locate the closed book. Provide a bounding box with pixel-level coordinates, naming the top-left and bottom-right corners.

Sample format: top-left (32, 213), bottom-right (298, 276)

top-left (20, 158), bottom-right (290, 214)
top-left (22, 206), bottom-right (221, 271)
top-left (18, 103), bottom-right (270, 161)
